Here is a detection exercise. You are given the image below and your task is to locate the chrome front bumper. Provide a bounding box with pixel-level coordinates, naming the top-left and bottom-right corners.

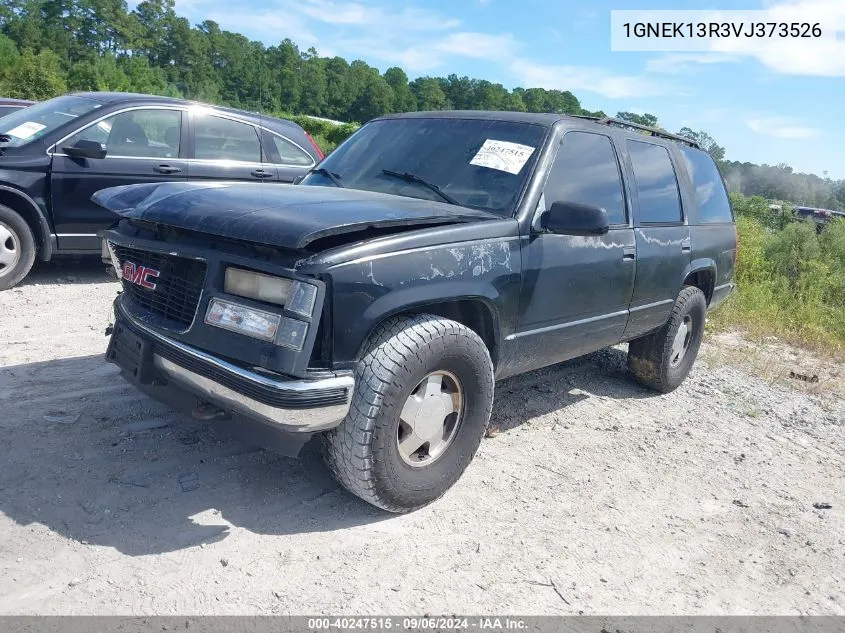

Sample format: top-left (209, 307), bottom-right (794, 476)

top-left (107, 308), bottom-right (354, 434)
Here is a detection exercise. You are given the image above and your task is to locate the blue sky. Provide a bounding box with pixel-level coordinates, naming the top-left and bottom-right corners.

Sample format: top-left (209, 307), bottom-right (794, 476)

top-left (173, 0), bottom-right (845, 178)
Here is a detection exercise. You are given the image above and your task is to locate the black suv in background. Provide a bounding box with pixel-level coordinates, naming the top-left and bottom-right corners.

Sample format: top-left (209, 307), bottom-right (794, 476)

top-left (0, 92), bottom-right (323, 289)
top-left (97, 111), bottom-right (737, 512)
top-left (0, 98), bottom-right (35, 118)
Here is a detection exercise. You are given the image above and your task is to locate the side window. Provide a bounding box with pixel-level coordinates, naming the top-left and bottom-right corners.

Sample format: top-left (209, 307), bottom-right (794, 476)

top-left (543, 131), bottom-right (626, 225)
top-left (269, 133), bottom-right (314, 166)
top-left (68, 109), bottom-right (182, 158)
top-left (194, 115), bottom-right (262, 163)
top-left (627, 140), bottom-right (683, 224)
top-left (679, 146), bottom-right (733, 223)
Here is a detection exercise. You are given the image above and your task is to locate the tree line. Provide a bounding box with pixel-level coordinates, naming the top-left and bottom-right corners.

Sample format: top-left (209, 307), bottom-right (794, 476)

top-left (2, 0), bottom-right (843, 210)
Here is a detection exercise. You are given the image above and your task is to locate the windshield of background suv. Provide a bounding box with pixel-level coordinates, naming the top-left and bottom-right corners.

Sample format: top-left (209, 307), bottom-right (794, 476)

top-left (299, 117), bottom-right (548, 216)
top-left (0, 95), bottom-right (102, 147)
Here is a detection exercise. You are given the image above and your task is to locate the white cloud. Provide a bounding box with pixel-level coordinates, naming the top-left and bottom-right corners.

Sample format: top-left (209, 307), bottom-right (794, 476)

top-left (650, 1), bottom-right (845, 77)
top-left (646, 53), bottom-right (738, 74)
top-left (433, 32), bottom-right (520, 60)
top-left (509, 60), bottom-right (670, 99)
top-left (746, 116), bottom-right (820, 139)
top-left (336, 32), bottom-right (518, 73)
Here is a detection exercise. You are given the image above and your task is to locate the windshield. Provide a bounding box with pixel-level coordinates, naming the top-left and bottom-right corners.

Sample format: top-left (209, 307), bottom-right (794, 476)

top-left (0, 95), bottom-right (102, 147)
top-left (299, 117), bottom-right (548, 216)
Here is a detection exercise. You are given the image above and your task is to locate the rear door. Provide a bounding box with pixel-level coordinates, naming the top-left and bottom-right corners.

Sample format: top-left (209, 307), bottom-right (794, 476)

top-left (187, 112), bottom-right (278, 183)
top-left (621, 138), bottom-right (691, 340)
top-left (50, 107), bottom-right (187, 249)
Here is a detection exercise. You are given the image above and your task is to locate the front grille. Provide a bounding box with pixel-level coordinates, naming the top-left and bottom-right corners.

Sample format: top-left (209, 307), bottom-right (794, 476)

top-left (111, 244), bottom-right (207, 329)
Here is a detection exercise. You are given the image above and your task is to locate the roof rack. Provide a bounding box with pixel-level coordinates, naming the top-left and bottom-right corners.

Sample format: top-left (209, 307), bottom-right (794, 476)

top-left (568, 114), bottom-right (700, 148)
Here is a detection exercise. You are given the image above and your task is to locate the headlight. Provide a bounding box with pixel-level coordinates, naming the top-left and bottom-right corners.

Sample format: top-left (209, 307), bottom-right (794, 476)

top-left (205, 298), bottom-right (281, 341)
top-left (286, 281), bottom-right (318, 317)
top-left (224, 268), bottom-right (292, 306)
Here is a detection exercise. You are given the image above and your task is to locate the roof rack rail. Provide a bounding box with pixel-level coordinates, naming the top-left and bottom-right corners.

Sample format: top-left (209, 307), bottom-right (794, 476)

top-left (598, 117), bottom-right (700, 148)
top-left (567, 114), bottom-right (700, 148)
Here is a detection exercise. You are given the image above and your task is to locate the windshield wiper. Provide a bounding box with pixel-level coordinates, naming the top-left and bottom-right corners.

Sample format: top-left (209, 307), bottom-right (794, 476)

top-left (309, 167), bottom-right (344, 188)
top-left (381, 169), bottom-right (459, 206)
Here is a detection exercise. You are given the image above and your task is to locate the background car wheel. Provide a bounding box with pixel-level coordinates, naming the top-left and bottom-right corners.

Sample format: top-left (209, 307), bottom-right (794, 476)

top-left (321, 313), bottom-right (495, 513)
top-left (0, 204), bottom-right (36, 291)
top-left (627, 285), bottom-right (707, 393)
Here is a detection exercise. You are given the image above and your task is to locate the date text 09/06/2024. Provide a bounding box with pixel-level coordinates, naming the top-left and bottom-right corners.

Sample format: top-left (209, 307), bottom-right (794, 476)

top-left (307, 617), bottom-right (528, 630)
top-left (622, 22), bottom-right (822, 39)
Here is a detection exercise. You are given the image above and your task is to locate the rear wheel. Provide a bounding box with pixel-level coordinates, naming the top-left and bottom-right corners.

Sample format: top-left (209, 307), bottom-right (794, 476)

top-left (627, 285), bottom-right (707, 393)
top-left (0, 204), bottom-right (36, 291)
top-left (322, 314), bottom-right (494, 513)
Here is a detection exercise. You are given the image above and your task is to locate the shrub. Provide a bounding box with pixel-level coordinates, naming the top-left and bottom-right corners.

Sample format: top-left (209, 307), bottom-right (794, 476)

top-left (711, 194), bottom-right (845, 355)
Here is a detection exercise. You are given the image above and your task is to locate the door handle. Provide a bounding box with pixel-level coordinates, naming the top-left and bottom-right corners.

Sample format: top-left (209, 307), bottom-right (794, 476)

top-left (250, 169), bottom-right (274, 179)
top-left (622, 247), bottom-right (636, 261)
top-left (154, 164), bottom-right (181, 174)
top-left (681, 238), bottom-right (692, 252)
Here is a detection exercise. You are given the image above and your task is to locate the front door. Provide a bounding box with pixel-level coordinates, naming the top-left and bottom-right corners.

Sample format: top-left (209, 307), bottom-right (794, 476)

top-left (187, 112), bottom-right (279, 183)
top-left (621, 138), bottom-right (692, 339)
top-left (50, 108), bottom-right (187, 250)
top-left (512, 130), bottom-right (636, 375)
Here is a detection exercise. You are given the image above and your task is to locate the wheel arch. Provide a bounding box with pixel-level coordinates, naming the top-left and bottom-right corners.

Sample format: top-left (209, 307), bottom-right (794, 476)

top-left (0, 185), bottom-right (53, 261)
top-left (357, 297), bottom-right (501, 369)
top-left (681, 260), bottom-right (716, 305)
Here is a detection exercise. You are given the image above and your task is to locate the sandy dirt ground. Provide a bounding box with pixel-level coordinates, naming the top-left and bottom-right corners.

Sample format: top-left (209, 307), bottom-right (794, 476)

top-left (0, 257), bottom-right (843, 616)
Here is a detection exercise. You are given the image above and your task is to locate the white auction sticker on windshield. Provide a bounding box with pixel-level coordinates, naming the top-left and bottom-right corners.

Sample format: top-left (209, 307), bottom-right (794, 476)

top-left (470, 139), bottom-right (535, 175)
top-left (5, 121), bottom-right (46, 140)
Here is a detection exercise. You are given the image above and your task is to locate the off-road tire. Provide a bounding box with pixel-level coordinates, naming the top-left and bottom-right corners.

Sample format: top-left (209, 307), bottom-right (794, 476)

top-left (321, 314), bottom-right (494, 513)
top-left (0, 204), bottom-right (36, 291)
top-left (627, 285), bottom-right (707, 393)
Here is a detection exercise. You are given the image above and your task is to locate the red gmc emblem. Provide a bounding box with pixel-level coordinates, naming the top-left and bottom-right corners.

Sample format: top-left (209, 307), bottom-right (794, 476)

top-left (122, 261), bottom-right (160, 290)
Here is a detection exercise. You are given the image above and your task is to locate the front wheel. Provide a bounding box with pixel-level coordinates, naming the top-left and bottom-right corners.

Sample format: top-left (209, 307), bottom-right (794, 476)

top-left (627, 285), bottom-right (707, 393)
top-left (0, 205), bottom-right (37, 291)
top-left (321, 314), bottom-right (494, 513)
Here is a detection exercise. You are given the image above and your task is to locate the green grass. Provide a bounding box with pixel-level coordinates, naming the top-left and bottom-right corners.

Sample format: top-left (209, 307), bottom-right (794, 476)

top-left (707, 195), bottom-right (845, 359)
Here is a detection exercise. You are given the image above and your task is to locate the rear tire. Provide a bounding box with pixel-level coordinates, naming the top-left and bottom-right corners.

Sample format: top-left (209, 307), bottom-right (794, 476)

top-left (0, 204), bottom-right (36, 291)
top-left (322, 314), bottom-right (494, 513)
top-left (627, 285), bottom-right (707, 393)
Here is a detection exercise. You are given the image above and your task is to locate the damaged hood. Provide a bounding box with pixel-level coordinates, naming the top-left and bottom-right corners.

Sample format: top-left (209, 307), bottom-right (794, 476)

top-left (92, 181), bottom-right (499, 251)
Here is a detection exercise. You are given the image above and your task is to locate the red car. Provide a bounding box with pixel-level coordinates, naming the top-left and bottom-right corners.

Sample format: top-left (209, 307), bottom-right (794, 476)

top-left (0, 98), bottom-right (35, 118)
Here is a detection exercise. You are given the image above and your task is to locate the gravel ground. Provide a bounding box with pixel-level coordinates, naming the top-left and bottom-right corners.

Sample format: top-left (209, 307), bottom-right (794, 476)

top-left (0, 257), bottom-right (843, 615)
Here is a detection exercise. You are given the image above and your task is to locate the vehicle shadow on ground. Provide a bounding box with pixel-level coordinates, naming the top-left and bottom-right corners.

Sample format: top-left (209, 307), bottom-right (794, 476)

top-left (0, 347), bottom-right (655, 556)
top-left (491, 346), bottom-right (655, 432)
top-left (18, 256), bottom-right (115, 286)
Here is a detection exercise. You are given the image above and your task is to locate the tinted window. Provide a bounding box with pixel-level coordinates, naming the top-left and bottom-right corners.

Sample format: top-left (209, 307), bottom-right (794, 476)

top-left (269, 133), bottom-right (314, 166)
top-left (0, 95), bottom-right (101, 147)
top-left (544, 132), bottom-right (626, 225)
top-left (194, 115), bottom-right (261, 162)
top-left (627, 140), bottom-right (682, 224)
top-left (680, 146), bottom-right (733, 223)
top-left (300, 118), bottom-right (547, 216)
top-left (68, 109), bottom-right (182, 158)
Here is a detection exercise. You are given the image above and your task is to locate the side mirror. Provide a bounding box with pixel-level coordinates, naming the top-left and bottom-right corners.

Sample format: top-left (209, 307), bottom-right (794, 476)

top-left (62, 139), bottom-right (107, 160)
top-left (540, 201), bottom-right (609, 236)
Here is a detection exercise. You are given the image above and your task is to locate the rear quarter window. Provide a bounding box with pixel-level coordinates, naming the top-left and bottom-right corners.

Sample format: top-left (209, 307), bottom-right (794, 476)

top-left (679, 146), bottom-right (733, 224)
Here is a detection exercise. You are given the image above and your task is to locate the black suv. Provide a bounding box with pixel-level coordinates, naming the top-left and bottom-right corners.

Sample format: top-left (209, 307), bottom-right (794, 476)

top-left (0, 92), bottom-right (323, 289)
top-left (97, 111), bottom-right (737, 512)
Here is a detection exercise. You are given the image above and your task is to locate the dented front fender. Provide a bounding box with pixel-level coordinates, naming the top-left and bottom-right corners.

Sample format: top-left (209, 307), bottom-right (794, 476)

top-left (318, 233), bottom-right (523, 368)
